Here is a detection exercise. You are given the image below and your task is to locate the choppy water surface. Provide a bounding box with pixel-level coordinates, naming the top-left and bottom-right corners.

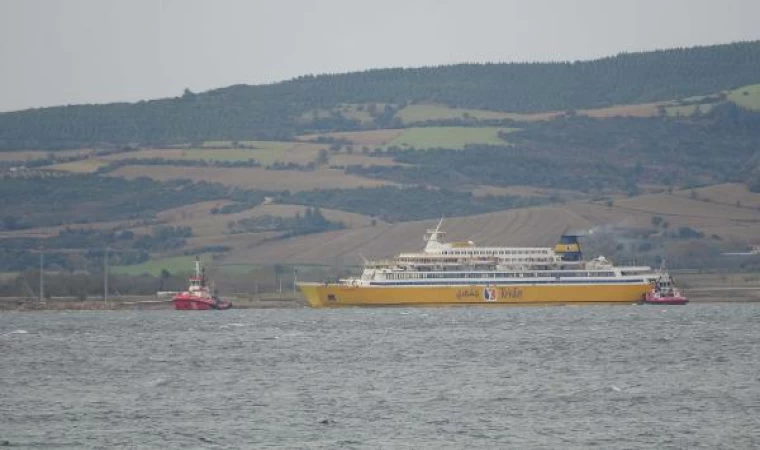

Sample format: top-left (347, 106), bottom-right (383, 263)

top-left (1, 304), bottom-right (759, 449)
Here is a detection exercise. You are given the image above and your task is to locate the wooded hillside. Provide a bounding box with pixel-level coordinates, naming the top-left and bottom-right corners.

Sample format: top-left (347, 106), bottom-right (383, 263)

top-left (1, 41), bottom-right (759, 149)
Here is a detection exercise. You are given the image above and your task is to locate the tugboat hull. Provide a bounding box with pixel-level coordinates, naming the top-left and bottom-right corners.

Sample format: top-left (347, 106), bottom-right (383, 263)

top-left (173, 297), bottom-right (232, 310)
top-left (171, 257), bottom-right (232, 310)
top-left (642, 289), bottom-right (688, 305)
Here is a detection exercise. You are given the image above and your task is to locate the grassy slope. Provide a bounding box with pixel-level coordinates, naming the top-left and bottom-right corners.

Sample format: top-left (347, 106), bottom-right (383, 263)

top-left (386, 127), bottom-right (516, 149)
top-left (0, 149), bottom-right (91, 162)
top-left (111, 254), bottom-right (211, 276)
top-left (396, 104), bottom-right (560, 123)
top-left (728, 84), bottom-right (760, 110)
top-left (297, 129), bottom-right (404, 145)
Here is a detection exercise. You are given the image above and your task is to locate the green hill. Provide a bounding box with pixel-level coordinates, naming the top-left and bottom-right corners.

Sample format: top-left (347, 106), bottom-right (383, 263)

top-left (2, 41), bottom-right (760, 149)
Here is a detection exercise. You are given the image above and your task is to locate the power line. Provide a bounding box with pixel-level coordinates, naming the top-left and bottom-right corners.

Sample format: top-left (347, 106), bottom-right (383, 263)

top-left (104, 246), bottom-right (109, 304)
top-left (39, 241), bottom-right (44, 302)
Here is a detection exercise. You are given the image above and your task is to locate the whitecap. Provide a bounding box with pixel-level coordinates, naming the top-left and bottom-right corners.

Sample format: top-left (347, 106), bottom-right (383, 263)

top-left (149, 377), bottom-right (170, 387)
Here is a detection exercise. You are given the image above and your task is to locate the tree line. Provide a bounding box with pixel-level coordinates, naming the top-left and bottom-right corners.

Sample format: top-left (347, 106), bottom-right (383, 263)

top-left (279, 187), bottom-right (552, 222)
top-left (227, 208), bottom-right (345, 237)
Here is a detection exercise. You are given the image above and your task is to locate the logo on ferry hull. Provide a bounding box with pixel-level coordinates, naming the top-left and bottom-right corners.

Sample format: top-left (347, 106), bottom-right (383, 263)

top-left (483, 286), bottom-right (498, 302)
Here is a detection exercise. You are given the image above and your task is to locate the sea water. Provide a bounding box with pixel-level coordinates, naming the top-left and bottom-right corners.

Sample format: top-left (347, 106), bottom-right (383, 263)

top-left (1, 304), bottom-right (759, 449)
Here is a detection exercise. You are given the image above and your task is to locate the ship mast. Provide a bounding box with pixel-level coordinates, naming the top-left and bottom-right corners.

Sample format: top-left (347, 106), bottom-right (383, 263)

top-left (424, 218), bottom-right (446, 252)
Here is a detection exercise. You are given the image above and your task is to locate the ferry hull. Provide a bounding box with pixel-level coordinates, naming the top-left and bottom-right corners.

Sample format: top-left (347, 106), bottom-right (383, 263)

top-left (298, 283), bottom-right (650, 308)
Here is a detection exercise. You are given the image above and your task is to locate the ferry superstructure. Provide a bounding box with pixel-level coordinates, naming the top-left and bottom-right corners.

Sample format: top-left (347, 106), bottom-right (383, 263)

top-left (298, 221), bottom-right (675, 308)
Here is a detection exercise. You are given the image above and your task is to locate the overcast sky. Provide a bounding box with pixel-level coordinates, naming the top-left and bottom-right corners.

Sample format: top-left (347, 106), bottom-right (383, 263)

top-left (1, 0), bottom-right (759, 112)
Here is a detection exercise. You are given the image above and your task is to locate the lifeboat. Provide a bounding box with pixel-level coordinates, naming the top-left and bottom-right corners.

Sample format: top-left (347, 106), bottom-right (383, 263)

top-left (172, 258), bottom-right (232, 310)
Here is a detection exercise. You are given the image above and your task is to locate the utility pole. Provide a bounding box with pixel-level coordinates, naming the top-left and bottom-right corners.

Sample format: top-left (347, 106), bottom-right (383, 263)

top-left (39, 242), bottom-right (44, 302)
top-left (104, 246), bottom-right (109, 304)
top-left (293, 267), bottom-right (298, 293)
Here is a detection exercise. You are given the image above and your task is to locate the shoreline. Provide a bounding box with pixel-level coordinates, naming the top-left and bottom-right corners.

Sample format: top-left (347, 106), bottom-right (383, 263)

top-left (1, 294), bottom-right (757, 311)
top-left (0, 295), bottom-right (306, 311)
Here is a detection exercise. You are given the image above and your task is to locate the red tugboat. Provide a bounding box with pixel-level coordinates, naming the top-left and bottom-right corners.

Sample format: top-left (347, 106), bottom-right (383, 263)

top-left (172, 258), bottom-right (232, 310)
top-left (643, 273), bottom-right (688, 305)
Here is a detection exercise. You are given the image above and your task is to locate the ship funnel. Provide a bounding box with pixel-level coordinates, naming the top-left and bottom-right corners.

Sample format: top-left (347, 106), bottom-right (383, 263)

top-left (554, 233), bottom-right (583, 261)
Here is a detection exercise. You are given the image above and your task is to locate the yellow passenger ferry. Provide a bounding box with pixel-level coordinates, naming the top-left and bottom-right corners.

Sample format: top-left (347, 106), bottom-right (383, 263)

top-left (298, 221), bottom-right (675, 308)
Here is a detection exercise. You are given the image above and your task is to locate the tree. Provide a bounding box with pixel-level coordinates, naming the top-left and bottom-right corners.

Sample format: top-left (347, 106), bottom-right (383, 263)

top-left (316, 149), bottom-right (329, 166)
top-left (160, 269), bottom-right (171, 291)
top-left (2, 216), bottom-right (18, 230)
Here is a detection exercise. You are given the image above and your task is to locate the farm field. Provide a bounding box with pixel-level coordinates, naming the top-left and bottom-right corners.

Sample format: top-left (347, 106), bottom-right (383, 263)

top-left (396, 104), bottom-right (560, 123)
top-left (186, 231), bottom-right (280, 251)
top-left (571, 191), bottom-right (760, 242)
top-left (107, 165), bottom-right (398, 191)
top-left (111, 254), bottom-right (214, 276)
top-left (579, 102), bottom-right (664, 118)
top-left (728, 83), bottom-right (760, 110)
top-left (297, 129), bottom-right (404, 146)
top-left (0, 149), bottom-right (92, 162)
top-left (221, 206), bottom-right (593, 266)
top-left (49, 159), bottom-right (110, 173)
top-left (329, 153), bottom-right (402, 167)
top-left (672, 183), bottom-right (760, 209)
top-left (390, 83), bottom-right (760, 125)
top-left (385, 126), bottom-right (517, 149)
